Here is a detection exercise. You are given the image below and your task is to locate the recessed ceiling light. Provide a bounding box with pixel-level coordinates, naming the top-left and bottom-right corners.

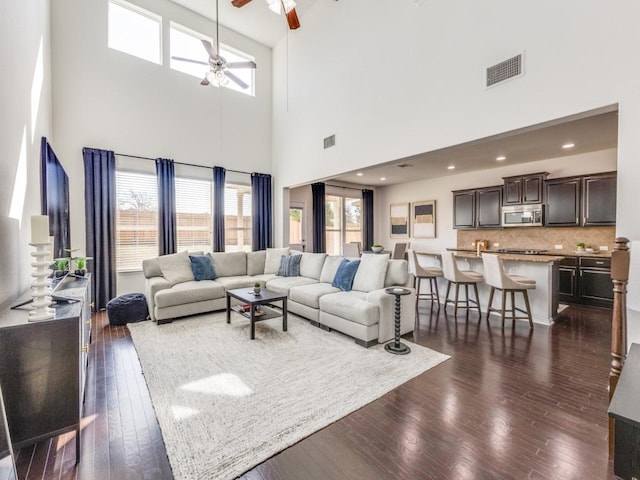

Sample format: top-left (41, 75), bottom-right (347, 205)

top-left (379, 177), bottom-right (386, 181)
top-left (562, 143), bottom-right (575, 149)
top-left (447, 165), bottom-right (455, 170)
top-left (356, 172), bottom-right (363, 176)
top-left (496, 155), bottom-right (506, 161)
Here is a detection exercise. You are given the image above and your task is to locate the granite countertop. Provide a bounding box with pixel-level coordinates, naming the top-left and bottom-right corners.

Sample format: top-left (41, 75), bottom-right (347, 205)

top-left (417, 248), bottom-right (612, 262)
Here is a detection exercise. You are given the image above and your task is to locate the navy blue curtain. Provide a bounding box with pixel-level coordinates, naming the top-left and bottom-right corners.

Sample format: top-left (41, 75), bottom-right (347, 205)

top-left (83, 147), bottom-right (117, 311)
top-left (362, 189), bottom-right (374, 252)
top-left (41, 137), bottom-right (70, 259)
top-left (155, 158), bottom-right (177, 255)
top-left (251, 173), bottom-right (272, 251)
top-left (213, 166), bottom-right (226, 252)
top-left (311, 182), bottom-right (326, 253)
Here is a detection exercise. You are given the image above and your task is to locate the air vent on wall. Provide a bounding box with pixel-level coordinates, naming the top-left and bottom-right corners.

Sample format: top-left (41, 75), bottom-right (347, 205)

top-left (486, 54), bottom-right (523, 87)
top-left (324, 134), bottom-right (336, 149)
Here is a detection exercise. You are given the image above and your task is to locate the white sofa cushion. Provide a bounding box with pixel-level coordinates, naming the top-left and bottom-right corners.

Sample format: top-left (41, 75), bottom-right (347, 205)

top-left (210, 252), bottom-right (247, 277)
top-left (299, 252), bottom-right (327, 280)
top-left (264, 247), bottom-right (290, 274)
top-left (319, 256), bottom-right (345, 283)
top-left (157, 251), bottom-right (195, 285)
top-left (213, 275), bottom-right (256, 290)
top-left (289, 283), bottom-right (340, 309)
top-left (247, 250), bottom-right (266, 275)
top-left (154, 280), bottom-right (225, 308)
top-left (384, 259), bottom-right (409, 287)
top-left (266, 276), bottom-right (317, 294)
top-left (319, 291), bottom-right (379, 326)
top-left (142, 257), bottom-right (162, 278)
top-left (352, 253), bottom-right (389, 292)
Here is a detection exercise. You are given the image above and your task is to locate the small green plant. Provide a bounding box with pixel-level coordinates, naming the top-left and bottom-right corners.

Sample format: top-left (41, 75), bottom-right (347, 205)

top-left (76, 257), bottom-right (86, 270)
top-left (372, 243), bottom-right (382, 248)
top-left (577, 242), bottom-right (586, 248)
top-left (54, 258), bottom-right (69, 271)
top-left (254, 282), bottom-right (261, 288)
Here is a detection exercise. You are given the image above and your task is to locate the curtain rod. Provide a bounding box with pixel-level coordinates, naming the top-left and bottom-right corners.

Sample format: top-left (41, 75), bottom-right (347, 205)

top-left (325, 183), bottom-right (371, 190)
top-left (114, 152), bottom-right (251, 175)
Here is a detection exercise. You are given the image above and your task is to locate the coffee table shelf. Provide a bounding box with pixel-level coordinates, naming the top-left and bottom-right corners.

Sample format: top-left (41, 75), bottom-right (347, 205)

top-left (230, 305), bottom-right (282, 322)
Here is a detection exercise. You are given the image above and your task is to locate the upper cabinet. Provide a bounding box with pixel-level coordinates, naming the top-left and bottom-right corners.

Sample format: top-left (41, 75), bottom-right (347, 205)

top-left (502, 172), bottom-right (548, 205)
top-left (453, 186), bottom-right (502, 229)
top-left (582, 172), bottom-right (617, 226)
top-left (545, 176), bottom-right (582, 226)
top-left (545, 172), bottom-right (617, 227)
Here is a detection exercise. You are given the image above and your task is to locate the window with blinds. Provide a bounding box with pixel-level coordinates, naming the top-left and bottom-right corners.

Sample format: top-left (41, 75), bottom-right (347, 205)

top-left (225, 184), bottom-right (252, 252)
top-left (115, 170), bottom-right (159, 271)
top-left (176, 176), bottom-right (212, 253)
top-left (325, 194), bottom-right (362, 255)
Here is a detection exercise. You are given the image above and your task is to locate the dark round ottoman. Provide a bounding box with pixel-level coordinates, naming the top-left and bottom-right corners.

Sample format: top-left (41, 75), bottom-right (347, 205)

top-left (107, 293), bottom-right (149, 326)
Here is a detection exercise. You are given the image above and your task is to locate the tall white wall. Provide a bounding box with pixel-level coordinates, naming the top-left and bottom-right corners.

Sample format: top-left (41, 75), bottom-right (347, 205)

top-left (51, 0), bottom-right (273, 256)
top-left (0, 0), bottom-right (53, 308)
top-left (272, 0), bottom-right (640, 345)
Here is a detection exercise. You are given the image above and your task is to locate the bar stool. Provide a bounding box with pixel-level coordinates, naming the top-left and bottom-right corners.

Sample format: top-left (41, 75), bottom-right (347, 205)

top-left (482, 253), bottom-right (535, 329)
top-left (441, 251), bottom-right (484, 317)
top-left (407, 250), bottom-right (442, 309)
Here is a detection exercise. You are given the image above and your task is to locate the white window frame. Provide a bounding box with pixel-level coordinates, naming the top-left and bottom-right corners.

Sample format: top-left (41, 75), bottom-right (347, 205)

top-left (108, 0), bottom-right (162, 65)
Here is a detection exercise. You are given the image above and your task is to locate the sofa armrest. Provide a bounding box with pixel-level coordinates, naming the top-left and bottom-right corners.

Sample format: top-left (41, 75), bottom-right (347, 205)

top-left (145, 276), bottom-right (172, 321)
top-left (366, 287), bottom-right (416, 343)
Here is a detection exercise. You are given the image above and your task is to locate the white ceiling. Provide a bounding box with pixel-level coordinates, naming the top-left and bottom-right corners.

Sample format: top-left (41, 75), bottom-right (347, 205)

top-left (331, 109), bottom-right (619, 187)
top-left (168, 0), bottom-right (319, 47)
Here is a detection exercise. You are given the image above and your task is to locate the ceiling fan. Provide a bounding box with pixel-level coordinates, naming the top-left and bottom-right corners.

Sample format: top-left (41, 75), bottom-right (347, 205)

top-left (171, 0), bottom-right (257, 89)
top-left (231, 0), bottom-right (301, 30)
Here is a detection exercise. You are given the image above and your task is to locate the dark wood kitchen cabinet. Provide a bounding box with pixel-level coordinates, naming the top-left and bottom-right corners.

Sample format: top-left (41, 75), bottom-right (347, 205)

top-left (544, 176), bottom-right (582, 226)
top-left (503, 172), bottom-right (547, 205)
top-left (453, 189), bottom-right (476, 229)
top-left (0, 275), bottom-right (91, 463)
top-left (582, 172), bottom-right (617, 226)
top-left (558, 256), bottom-right (612, 307)
top-left (453, 186), bottom-right (502, 229)
top-left (545, 172), bottom-right (617, 227)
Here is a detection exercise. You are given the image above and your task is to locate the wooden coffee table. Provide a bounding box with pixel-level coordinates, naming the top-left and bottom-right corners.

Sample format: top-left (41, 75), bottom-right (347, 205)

top-left (226, 287), bottom-right (288, 340)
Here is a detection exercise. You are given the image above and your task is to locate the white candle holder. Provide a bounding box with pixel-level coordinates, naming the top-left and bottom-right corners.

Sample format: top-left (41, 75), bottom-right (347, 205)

top-left (28, 242), bottom-right (55, 322)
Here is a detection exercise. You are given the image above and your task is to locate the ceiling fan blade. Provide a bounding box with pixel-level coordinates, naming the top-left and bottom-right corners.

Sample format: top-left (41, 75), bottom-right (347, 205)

top-left (172, 56), bottom-right (209, 66)
top-left (200, 76), bottom-right (210, 86)
top-left (226, 61), bottom-right (257, 69)
top-left (201, 39), bottom-right (219, 60)
top-left (231, 0), bottom-right (253, 6)
top-left (224, 70), bottom-right (249, 89)
top-left (286, 7), bottom-right (300, 30)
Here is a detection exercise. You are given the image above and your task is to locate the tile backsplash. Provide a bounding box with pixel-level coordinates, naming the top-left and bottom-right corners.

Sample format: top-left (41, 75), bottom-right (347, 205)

top-left (457, 226), bottom-right (616, 254)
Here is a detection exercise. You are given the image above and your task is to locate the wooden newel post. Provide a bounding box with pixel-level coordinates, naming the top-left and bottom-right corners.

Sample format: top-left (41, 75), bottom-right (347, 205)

top-left (609, 236), bottom-right (630, 457)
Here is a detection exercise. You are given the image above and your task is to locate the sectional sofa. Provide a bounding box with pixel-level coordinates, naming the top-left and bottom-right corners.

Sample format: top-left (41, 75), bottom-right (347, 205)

top-left (142, 248), bottom-right (415, 347)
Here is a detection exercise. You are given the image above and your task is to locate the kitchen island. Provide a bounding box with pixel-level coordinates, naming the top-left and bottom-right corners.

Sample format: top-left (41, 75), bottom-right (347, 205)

top-left (416, 250), bottom-right (563, 325)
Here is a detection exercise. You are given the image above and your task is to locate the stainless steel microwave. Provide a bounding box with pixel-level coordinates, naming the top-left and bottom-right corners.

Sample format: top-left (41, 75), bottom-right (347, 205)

top-left (501, 204), bottom-right (543, 227)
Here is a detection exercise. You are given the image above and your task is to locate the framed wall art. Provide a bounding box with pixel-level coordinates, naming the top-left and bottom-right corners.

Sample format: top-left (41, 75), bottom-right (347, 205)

top-left (412, 200), bottom-right (436, 238)
top-left (390, 203), bottom-right (409, 238)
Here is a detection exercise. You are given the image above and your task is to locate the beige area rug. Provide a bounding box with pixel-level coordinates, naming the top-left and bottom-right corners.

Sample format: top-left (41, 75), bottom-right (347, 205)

top-left (128, 311), bottom-right (449, 480)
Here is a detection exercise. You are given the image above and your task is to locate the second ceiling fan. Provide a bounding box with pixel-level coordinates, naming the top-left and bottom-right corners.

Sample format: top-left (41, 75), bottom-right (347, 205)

top-left (171, 0), bottom-right (257, 89)
top-left (231, 0), bottom-right (301, 30)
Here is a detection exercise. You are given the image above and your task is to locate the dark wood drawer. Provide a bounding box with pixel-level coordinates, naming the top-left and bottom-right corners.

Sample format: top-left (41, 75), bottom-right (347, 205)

top-left (580, 257), bottom-right (611, 269)
top-left (560, 257), bottom-right (578, 267)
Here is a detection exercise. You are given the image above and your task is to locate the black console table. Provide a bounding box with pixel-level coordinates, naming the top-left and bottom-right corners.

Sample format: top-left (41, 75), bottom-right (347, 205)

top-left (609, 342), bottom-right (640, 479)
top-left (0, 274), bottom-right (91, 463)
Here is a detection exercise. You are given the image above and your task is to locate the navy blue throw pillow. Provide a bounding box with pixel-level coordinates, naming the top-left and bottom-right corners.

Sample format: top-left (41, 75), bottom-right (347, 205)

top-left (331, 258), bottom-right (361, 291)
top-left (277, 254), bottom-right (302, 277)
top-left (189, 254), bottom-right (217, 281)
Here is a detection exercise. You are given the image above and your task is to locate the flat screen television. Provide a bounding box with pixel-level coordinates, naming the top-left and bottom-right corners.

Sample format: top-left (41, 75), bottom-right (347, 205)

top-left (40, 137), bottom-right (70, 259)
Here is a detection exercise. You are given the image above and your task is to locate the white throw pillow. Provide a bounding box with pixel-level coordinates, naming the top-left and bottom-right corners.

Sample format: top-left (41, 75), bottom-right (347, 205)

top-left (352, 253), bottom-right (389, 292)
top-left (157, 251), bottom-right (195, 285)
top-left (264, 248), bottom-right (290, 274)
top-left (299, 253), bottom-right (327, 280)
top-left (319, 256), bottom-right (345, 283)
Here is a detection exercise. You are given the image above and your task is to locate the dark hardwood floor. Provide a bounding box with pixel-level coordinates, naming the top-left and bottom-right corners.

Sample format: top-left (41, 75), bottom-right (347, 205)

top-left (15, 304), bottom-right (617, 479)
